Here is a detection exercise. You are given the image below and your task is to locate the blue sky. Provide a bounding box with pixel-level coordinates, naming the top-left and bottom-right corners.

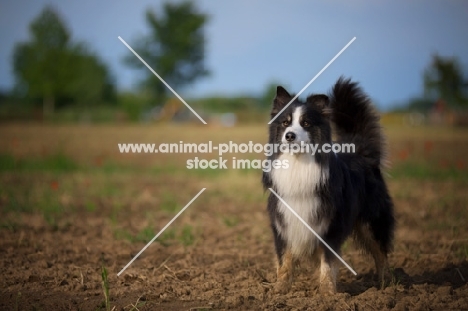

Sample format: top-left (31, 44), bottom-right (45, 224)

top-left (1, 0), bottom-right (467, 110)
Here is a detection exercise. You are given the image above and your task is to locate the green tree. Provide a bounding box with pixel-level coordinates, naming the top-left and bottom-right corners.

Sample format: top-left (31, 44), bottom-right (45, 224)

top-left (424, 54), bottom-right (468, 108)
top-left (13, 6), bottom-right (115, 117)
top-left (69, 44), bottom-right (116, 108)
top-left (13, 6), bottom-right (73, 116)
top-left (259, 82), bottom-right (283, 110)
top-left (125, 1), bottom-right (209, 106)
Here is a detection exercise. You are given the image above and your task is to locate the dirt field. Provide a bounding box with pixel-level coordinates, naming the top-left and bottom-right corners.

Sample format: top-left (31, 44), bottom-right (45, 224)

top-left (1, 122), bottom-right (467, 310)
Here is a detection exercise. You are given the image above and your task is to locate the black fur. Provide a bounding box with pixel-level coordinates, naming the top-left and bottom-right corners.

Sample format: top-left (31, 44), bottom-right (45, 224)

top-left (263, 77), bottom-right (395, 293)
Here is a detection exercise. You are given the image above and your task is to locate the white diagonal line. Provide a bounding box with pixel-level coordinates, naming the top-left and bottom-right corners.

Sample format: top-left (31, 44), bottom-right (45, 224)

top-left (268, 37), bottom-right (356, 124)
top-left (117, 188), bottom-right (206, 276)
top-left (118, 36), bottom-right (207, 125)
top-left (268, 188), bottom-right (357, 275)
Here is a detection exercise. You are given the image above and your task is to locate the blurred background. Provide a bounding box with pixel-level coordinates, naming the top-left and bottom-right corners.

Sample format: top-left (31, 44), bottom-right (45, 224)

top-left (1, 1), bottom-right (468, 310)
top-left (0, 0), bottom-right (467, 123)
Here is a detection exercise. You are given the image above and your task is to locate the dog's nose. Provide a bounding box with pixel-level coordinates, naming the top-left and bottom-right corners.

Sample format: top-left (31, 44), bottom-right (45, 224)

top-left (285, 132), bottom-right (296, 142)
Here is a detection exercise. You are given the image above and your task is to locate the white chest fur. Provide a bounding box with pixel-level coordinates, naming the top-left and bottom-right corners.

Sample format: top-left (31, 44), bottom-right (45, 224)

top-left (271, 153), bottom-right (329, 256)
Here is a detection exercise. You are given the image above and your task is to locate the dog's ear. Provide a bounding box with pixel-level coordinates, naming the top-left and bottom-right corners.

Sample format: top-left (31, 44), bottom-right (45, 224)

top-left (307, 94), bottom-right (331, 116)
top-left (276, 86), bottom-right (291, 101)
top-left (271, 86), bottom-right (291, 116)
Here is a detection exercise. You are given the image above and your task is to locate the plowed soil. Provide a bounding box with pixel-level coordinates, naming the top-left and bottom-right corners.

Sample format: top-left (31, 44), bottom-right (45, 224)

top-left (1, 123), bottom-right (467, 310)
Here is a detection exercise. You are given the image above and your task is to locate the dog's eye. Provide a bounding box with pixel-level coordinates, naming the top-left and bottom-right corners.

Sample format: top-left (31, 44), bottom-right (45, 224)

top-left (282, 120), bottom-right (290, 127)
top-left (302, 121), bottom-right (310, 127)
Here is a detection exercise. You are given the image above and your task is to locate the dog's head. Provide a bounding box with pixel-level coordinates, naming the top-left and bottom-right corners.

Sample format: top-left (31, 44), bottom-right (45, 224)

top-left (269, 86), bottom-right (332, 151)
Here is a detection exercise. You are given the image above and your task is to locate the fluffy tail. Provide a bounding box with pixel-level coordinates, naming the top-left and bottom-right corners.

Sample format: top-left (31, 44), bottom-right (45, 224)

top-left (329, 77), bottom-right (385, 167)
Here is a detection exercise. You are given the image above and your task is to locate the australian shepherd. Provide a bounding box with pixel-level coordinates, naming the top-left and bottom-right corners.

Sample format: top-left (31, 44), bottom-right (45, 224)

top-left (263, 77), bottom-right (395, 294)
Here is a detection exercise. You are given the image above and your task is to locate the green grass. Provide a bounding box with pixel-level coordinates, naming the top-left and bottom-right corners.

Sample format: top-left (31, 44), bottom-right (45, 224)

top-left (100, 266), bottom-right (110, 311)
top-left (160, 193), bottom-right (179, 213)
top-left (114, 226), bottom-right (178, 246)
top-left (0, 153), bottom-right (78, 172)
top-left (180, 224), bottom-right (195, 246)
top-left (184, 166), bottom-right (227, 177)
top-left (0, 152), bottom-right (261, 183)
top-left (113, 224), bottom-right (197, 247)
top-left (113, 228), bottom-right (133, 242)
top-left (0, 219), bottom-right (19, 232)
top-left (223, 216), bottom-right (239, 227)
top-left (389, 160), bottom-right (468, 181)
top-left (0, 187), bottom-right (33, 213)
top-left (135, 226), bottom-right (156, 243)
top-left (0, 179), bottom-right (66, 230)
top-left (0, 152), bottom-right (182, 175)
top-left (85, 201), bottom-right (97, 212)
top-left (159, 228), bottom-right (176, 246)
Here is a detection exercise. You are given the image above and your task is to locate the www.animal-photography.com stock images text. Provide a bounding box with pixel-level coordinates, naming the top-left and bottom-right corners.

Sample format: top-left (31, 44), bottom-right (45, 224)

top-left (1, 1), bottom-right (467, 310)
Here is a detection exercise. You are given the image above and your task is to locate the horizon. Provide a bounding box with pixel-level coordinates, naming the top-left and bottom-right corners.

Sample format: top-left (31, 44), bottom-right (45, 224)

top-left (1, 1), bottom-right (467, 111)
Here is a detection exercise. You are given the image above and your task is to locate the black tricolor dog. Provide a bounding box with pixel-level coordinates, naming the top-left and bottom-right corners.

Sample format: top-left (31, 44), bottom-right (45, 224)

top-left (263, 77), bottom-right (395, 294)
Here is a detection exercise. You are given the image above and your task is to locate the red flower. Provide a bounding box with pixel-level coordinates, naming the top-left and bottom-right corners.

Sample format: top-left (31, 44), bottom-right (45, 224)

top-left (50, 181), bottom-right (59, 190)
top-left (398, 149), bottom-right (409, 161)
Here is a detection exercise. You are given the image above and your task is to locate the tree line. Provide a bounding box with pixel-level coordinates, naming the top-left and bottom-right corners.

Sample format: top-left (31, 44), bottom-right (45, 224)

top-left (10, 2), bottom-right (209, 119)
top-left (6, 3), bottom-right (468, 120)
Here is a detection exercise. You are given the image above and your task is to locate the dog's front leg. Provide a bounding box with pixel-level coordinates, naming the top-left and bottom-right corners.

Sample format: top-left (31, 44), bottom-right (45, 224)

top-left (319, 246), bottom-right (338, 295)
top-left (274, 249), bottom-right (294, 294)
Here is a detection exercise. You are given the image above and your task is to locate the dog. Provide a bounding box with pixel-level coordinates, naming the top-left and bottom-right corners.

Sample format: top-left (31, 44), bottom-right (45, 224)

top-left (262, 77), bottom-right (395, 294)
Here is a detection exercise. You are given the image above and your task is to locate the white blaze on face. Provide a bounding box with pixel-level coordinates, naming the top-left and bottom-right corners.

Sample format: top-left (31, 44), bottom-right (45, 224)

top-left (273, 105), bottom-right (328, 256)
top-left (281, 106), bottom-right (310, 145)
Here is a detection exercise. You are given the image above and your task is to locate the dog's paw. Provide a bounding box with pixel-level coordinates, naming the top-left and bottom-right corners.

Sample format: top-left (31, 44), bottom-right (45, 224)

top-left (319, 281), bottom-right (336, 296)
top-left (273, 281), bottom-right (291, 295)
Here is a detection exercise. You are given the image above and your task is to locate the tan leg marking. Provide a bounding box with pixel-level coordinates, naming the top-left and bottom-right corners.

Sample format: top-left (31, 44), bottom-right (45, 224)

top-left (319, 246), bottom-right (338, 295)
top-left (274, 249), bottom-right (294, 294)
top-left (355, 223), bottom-right (389, 286)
